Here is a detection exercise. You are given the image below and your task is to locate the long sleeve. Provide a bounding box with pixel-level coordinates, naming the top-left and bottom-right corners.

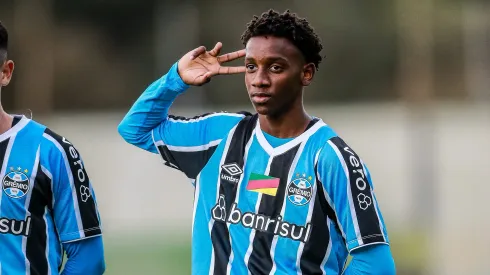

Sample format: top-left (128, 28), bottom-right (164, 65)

top-left (61, 236), bottom-right (105, 275)
top-left (317, 137), bottom-right (390, 252)
top-left (117, 62), bottom-right (189, 153)
top-left (118, 61), bottom-right (249, 181)
top-left (343, 244), bottom-right (395, 275)
top-left (42, 129), bottom-right (103, 243)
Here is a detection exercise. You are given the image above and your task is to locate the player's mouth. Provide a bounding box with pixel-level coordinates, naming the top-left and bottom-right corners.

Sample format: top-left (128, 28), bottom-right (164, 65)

top-left (251, 92), bottom-right (272, 104)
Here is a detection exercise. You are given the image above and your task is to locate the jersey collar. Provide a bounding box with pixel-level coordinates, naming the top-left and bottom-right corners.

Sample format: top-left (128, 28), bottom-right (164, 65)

top-left (0, 115), bottom-right (30, 143)
top-left (254, 117), bottom-right (326, 156)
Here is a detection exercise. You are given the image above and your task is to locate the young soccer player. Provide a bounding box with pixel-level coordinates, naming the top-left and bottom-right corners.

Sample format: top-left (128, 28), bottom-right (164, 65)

top-left (119, 9), bottom-right (395, 274)
top-left (0, 21), bottom-right (105, 274)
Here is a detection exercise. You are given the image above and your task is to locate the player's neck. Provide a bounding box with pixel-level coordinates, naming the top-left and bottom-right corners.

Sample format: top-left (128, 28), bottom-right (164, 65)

top-left (259, 104), bottom-right (311, 139)
top-left (0, 104), bottom-right (13, 134)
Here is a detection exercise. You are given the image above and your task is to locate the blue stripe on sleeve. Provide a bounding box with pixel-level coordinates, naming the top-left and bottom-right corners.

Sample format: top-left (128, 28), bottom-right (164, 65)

top-left (61, 236), bottom-right (105, 275)
top-left (118, 62), bottom-right (189, 153)
top-left (343, 243), bottom-right (395, 275)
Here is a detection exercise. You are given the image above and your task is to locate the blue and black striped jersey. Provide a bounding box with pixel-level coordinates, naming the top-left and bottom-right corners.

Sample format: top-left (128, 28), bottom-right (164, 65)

top-left (0, 116), bottom-right (102, 275)
top-left (119, 63), bottom-right (390, 275)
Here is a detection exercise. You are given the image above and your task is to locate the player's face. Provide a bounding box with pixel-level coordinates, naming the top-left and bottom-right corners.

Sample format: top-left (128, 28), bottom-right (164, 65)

top-left (244, 36), bottom-right (315, 117)
top-left (0, 59), bottom-right (14, 90)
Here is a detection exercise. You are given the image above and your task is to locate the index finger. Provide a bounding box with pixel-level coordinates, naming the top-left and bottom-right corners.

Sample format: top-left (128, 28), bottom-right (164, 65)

top-left (217, 49), bottom-right (246, 63)
top-left (217, 66), bottom-right (246, 75)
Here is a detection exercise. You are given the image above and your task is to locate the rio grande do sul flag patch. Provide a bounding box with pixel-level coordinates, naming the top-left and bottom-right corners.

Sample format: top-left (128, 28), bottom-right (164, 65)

top-left (246, 173), bottom-right (280, 196)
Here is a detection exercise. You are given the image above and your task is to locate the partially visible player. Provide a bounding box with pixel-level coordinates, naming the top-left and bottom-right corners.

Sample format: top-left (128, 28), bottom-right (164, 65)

top-left (119, 9), bottom-right (395, 274)
top-left (0, 21), bottom-right (105, 274)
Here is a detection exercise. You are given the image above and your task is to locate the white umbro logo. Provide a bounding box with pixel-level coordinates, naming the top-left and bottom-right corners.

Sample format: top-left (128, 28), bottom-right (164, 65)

top-left (221, 163), bottom-right (243, 176)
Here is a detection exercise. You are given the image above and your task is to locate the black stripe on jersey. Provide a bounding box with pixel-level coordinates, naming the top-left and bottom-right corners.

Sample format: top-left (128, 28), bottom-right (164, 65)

top-left (26, 163), bottom-right (53, 275)
top-left (44, 129), bottom-right (101, 237)
top-left (315, 179), bottom-right (340, 237)
top-left (168, 111), bottom-right (251, 121)
top-left (305, 118), bottom-right (319, 131)
top-left (329, 137), bottom-right (384, 245)
top-left (0, 138), bottom-right (11, 172)
top-left (156, 144), bottom-right (218, 180)
top-left (211, 114), bottom-right (257, 275)
top-left (168, 113), bottom-right (213, 121)
top-left (247, 144), bottom-right (300, 275)
top-left (313, 152), bottom-right (343, 237)
top-left (156, 112), bottom-right (252, 180)
top-left (299, 165), bottom-right (331, 274)
top-left (11, 115), bottom-right (22, 127)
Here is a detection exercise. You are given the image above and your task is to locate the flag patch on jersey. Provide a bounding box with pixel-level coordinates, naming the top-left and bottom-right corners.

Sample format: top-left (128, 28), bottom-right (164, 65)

top-left (247, 173), bottom-right (280, 196)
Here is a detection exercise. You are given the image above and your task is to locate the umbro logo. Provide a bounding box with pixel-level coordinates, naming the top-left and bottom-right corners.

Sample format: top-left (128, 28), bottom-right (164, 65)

top-left (221, 163), bottom-right (243, 176)
top-left (220, 163), bottom-right (243, 184)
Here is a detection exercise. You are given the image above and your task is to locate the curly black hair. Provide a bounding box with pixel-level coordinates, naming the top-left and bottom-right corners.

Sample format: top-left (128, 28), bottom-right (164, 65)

top-left (0, 21), bottom-right (8, 62)
top-left (241, 9), bottom-right (323, 70)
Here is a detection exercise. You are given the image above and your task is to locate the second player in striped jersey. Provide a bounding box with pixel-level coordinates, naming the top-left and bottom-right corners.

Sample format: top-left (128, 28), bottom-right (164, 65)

top-left (0, 21), bottom-right (105, 275)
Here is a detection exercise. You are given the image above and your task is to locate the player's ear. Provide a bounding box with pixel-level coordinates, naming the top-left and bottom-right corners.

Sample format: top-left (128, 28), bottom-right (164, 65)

top-left (1, 60), bottom-right (14, 87)
top-left (301, 63), bottom-right (315, 86)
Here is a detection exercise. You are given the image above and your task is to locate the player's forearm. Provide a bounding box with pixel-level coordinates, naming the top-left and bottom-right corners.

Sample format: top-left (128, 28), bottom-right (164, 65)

top-left (344, 244), bottom-right (396, 275)
top-left (118, 61), bottom-right (189, 151)
top-left (61, 236), bottom-right (106, 275)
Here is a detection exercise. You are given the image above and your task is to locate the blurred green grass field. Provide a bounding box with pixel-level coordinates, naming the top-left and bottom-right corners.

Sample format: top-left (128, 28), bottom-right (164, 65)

top-left (104, 236), bottom-right (191, 275)
top-left (101, 230), bottom-right (427, 275)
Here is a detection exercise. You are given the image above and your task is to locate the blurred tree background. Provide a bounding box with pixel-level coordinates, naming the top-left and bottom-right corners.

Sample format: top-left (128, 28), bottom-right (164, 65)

top-left (0, 0), bottom-right (470, 113)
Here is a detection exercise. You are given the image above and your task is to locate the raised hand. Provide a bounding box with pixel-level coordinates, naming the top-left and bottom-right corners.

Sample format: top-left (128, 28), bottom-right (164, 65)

top-left (177, 42), bottom-right (246, 86)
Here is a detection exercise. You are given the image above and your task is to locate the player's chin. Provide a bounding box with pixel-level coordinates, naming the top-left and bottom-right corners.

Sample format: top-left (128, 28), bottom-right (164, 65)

top-left (252, 104), bottom-right (272, 116)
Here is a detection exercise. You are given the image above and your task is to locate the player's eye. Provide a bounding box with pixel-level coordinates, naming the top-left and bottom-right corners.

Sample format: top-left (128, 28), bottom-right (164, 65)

top-left (246, 64), bottom-right (257, 72)
top-left (270, 65), bottom-right (283, 73)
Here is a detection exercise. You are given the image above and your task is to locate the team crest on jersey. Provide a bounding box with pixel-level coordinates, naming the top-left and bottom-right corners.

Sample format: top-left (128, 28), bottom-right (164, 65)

top-left (2, 167), bottom-right (30, 199)
top-left (287, 173), bottom-right (313, 206)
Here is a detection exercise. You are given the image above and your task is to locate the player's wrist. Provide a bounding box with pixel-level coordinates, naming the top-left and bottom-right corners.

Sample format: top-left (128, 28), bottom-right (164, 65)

top-left (167, 61), bottom-right (190, 94)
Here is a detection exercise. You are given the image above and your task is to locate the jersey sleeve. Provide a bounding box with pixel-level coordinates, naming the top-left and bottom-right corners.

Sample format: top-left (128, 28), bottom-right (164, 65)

top-left (43, 129), bottom-right (102, 243)
top-left (151, 112), bottom-right (248, 181)
top-left (317, 136), bottom-right (389, 252)
top-left (344, 244), bottom-right (395, 274)
top-left (61, 236), bottom-right (106, 275)
top-left (118, 61), bottom-right (249, 181)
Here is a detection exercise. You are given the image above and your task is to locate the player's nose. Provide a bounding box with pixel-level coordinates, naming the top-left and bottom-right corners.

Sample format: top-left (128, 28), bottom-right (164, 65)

top-left (251, 69), bottom-right (271, 88)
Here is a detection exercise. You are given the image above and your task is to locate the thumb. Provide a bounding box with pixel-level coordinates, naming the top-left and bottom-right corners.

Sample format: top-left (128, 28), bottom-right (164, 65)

top-left (195, 71), bottom-right (213, 86)
top-left (203, 71), bottom-right (213, 83)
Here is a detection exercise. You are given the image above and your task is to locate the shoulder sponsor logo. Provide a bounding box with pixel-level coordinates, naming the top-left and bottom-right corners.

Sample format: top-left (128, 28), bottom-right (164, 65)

top-left (2, 167), bottom-right (30, 199)
top-left (357, 193), bottom-right (372, 210)
top-left (220, 163), bottom-right (243, 184)
top-left (63, 137), bottom-right (87, 184)
top-left (343, 146), bottom-right (372, 210)
top-left (62, 137), bottom-right (92, 203)
top-left (80, 185), bottom-right (91, 203)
